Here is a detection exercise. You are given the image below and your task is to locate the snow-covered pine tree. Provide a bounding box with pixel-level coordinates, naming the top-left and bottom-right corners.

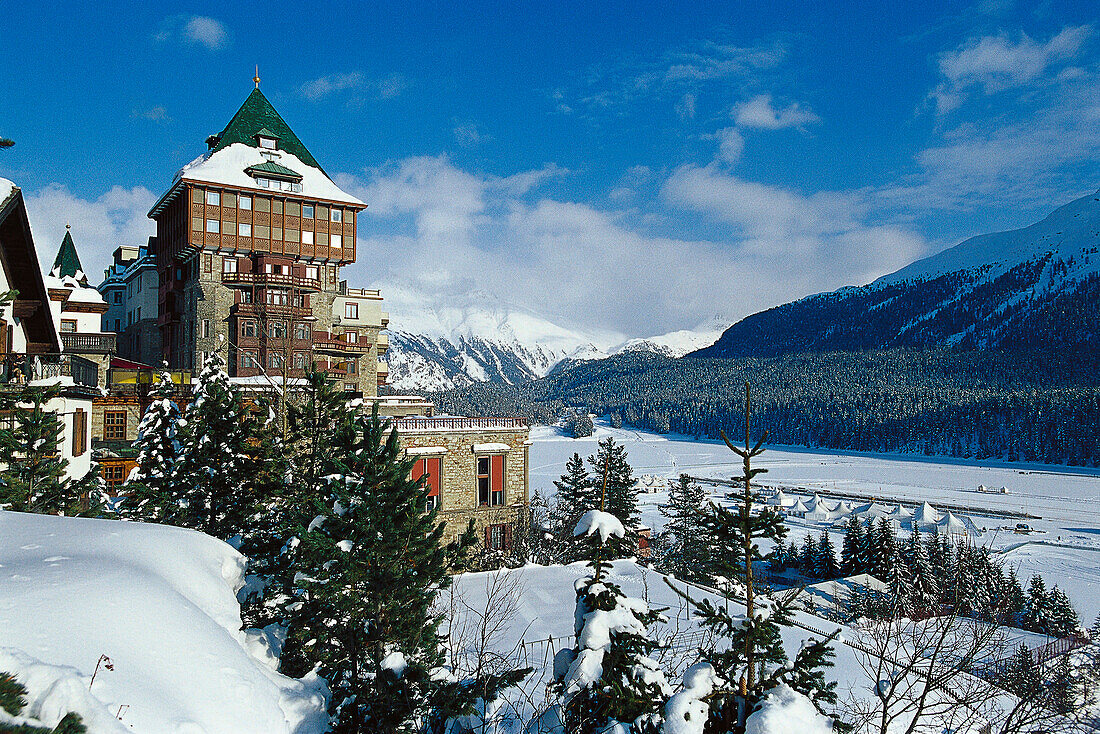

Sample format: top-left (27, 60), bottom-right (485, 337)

top-left (1047, 586), bottom-right (1081, 638)
top-left (0, 669), bottom-right (86, 732)
top-left (547, 452), bottom-right (597, 563)
top-left (0, 382), bottom-right (102, 516)
top-left (527, 488), bottom-right (555, 565)
top-left (666, 385), bottom-right (839, 732)
top-left (815, 530), bottom-right (839, 580)
top-left (280, 404), bottom-right (522, 733)
top-left (1003, 568), bottom-right (1027, 627)
top-left (119, 369), bottom-right (182, 521)
top-left (840, 516), bottom-right (866, 576)
top-left (1024, 575), bottom-right (1049, 633)
top-left (588, 437), bottom-right (640, 537)
top-left (905, 530), bottom-right (938, 613)
top-left (800, 534), bottom-right (819, 577)
top-left (657, 473), bottom-right (711, 583)
top-left (868, 518), bottom-right (896, 581)
top-left (167, 351), bottom-right (261, 541)
top-left (554, 508), bottom-right (670, 733)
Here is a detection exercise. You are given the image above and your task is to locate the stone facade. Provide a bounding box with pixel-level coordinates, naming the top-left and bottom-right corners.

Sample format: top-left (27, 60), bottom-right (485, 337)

top-left (395, 417), bottom-right (530, 548)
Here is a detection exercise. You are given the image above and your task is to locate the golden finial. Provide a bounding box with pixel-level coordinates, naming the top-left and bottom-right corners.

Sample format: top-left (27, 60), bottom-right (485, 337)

top-left (66, 224), bottom-right (70, 230)
top-left (253, 65), bottom-right (261, 89)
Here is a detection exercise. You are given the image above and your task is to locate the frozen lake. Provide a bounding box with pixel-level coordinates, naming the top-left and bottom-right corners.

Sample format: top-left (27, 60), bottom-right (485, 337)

top-left (529, 420), bottom-right (1100, 621)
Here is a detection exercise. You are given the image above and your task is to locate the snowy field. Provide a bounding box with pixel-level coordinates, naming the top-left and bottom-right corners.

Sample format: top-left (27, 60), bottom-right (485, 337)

top-left (530, 420), bottom-right (1100, 621)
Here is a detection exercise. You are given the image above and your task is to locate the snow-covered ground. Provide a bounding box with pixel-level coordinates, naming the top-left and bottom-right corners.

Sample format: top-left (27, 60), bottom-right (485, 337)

top-left (0, 511), bottom-right (327, 733)
top-left (530, 420), bottom-right (1100, 621)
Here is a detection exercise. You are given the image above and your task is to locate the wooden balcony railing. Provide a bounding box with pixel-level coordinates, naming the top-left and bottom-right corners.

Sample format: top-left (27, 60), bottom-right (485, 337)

top-left (61, 332), bottom-right (117, 354)
top-left (391, 416), bottom-right (527, 433)
top-left (221, 271), bottom-right (322, 291)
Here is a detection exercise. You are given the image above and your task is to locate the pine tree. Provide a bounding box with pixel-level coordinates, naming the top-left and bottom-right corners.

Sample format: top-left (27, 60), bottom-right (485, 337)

top-left (1024, 575), bottom-right (1049, 633)
top-left (868, 518), bottom-right (896, 581)
top-left (279, 404), bottom-right (523, 732)
top-left (527, 488), bottom-right (555, 565)
top-left (666, 386), bottom-right (839, 732)
top-left (555, 508), bottom-right (670, 733)
top-left (1003, 568), bottom-right (1027, 627)
top-left (905, 530), bottom-right (938, 613)
top-left (119, 370), bottom-right (182, 521)
top-left (1047, 586), bottom-right (1081, 638)
top-left (800, 534), bottom-right (819, 577)
top-left (1049, 655), bottom-right (1079, 714)
top-left (0, 383), bottom-right (102, 516)
top-left (587, 437), bottom-right (639, 534)
top-left (840, 516), bottom-right (866, 576)
top-left (547, 453), bottom-right (597, 563)
top-left (816, 530), bottom-right (839, 580)
top-left (167, 352), bottom-right (261, 541)
top-left (657, 474), bottom-right (711, 583)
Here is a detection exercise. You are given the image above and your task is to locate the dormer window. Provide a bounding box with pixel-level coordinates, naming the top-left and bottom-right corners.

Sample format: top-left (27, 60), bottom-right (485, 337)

top-left (254, 127), bottom-right (280, 150)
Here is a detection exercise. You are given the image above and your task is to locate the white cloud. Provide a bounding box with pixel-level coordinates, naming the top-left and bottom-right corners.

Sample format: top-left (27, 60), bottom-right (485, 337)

top-left (155, 15), bottom-right (228, 50)
top-left (22, 184), bottom-right (157, 281)
top-left (715, 127), bottom-right (745, 163)
top-left (931, 25), bottom-right (1091, 112)
top-left (132, 105), bottom-right (170, 122)
top-left (299, 72), bottom-right (407, 102)
top-left (676, 93), bottom-right (696, 120)
top-left (734, 94), bottom-right (821, 130)
top-left (453, 120), bottom-right (485, 147)
top-left (343, 156), bottom-right (925, 336)
top-left (183, 16), bottom-right (228, 50)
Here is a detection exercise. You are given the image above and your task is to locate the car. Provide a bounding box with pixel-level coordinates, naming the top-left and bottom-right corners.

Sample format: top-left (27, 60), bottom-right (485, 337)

top-left (1014, 523), bottom-right (1032, 533)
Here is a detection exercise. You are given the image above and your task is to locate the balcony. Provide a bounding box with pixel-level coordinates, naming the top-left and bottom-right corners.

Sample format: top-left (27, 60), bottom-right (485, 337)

top-left (232, 302), bottom-right (313, 319)
top-left (313, 334), bottom-right (371, 355)
top-left (376, 332), bottom-right (389, 354)
top-left (0, 353), bottom-right (99, 390)
top-left (391, 416), bottom-right (528, 433)
top-left (221, 271), bottom-right (322, 291)
top-left (61, 332), bottom-right (117, 355)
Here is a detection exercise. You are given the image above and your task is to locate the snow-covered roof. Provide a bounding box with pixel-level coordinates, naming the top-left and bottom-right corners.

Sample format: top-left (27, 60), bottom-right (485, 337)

top-left (472, 442), bottom-right (511, 453)
top-left (888, 504), bottom-right (913, 519)
top-left (914, 501), bottom-right (940, 523)
top-left (43, 274), bottom-right (106, 305)
top-left (405, 446), bottom-right (447, 456)
top-left (0, 177), bottom-right (15, 208)
top-left (852, 502), bottom-right (891, 519)
top-left (172, 143), bottom-right (363, 207)
top-left (790, 499), bottom-right (810, 513)
top-left (935, 512), bottom-right (968, 534)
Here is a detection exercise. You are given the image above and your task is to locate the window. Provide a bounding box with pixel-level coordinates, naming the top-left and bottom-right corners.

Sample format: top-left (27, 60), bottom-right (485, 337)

top-left (293, 352), bottom-right (308, 369)
top-left (412, 457), bottom-right (442, 512)
top-left (104, 411), bottom-right (127, 441)
top-left (331, 209), bottom-right (342, 223)
top-left (477, 455), bottom-right (505, 506)
top-left (102, 463), bottom-right (127, 490)
top-left (316, 232), bottom-right (328, 247)
top-left (113, 291), bottom-right (122, 304)
top-left (203, 253), bottom-right (212, 273)
top-left (258, 178), bottom-right (270, 189)
top-left (293, 322), bottom-right (309, 340)
top-left (60, 319), bottom-right (77, 333)
top-left (285, 201), bottom-right (300, 216)
top-left (259, 136), bottom-right (276, 150)
top-left (201, 319), bottom-right (210, 338)
top-left (241, 320), bottom-right (257, 337)
top-left (255, 225), bottom-right (270, 239)
top-left (344, 382), bottom-right (356, 392)
top-left (238, 222), bottom-right (252, 237)
top-left (285, 229), bottom-right (299, 243)
top-left (290, 183), bottom-right (302, 193)
top-left (305, 265), bottom-right (319, 280)
top-left (331, 234), bottom-right (342, 248)
top-left (240, 290), bottom-right (253, 304)
top-left (206, 219), bottom-right (220, 233)
top-left (72, 408), bottom-right (87, 457)
top-left (255, 197), bottom-right (269, 212)
top-left (271, 321), bottom-right (287, 338)
top-left (346, 359), bottom-right (356, 374)
top-left (302, 205), bottom-right (315, 219)
top-left (222, 257), bottom-right (237, 273)
top-left (302, 230), bottom-right (314, 245)
top-left (344, 302), bottom-right (359, 319)
top-left (192, 217), bottom-right (203, 232)
top-left (267, 290), bottom-right (289, 306)
top-left (486, 524), bottom-right (511, 551)
top-left (242, 352), bottom-right (259, 369)
top-left (205, 190), bottom-right (219, 205)
top-left (113, 319), bottom-right (120, 332)
top-left (345, 330), bottom-right (358, 343)
top-left (269, 353), bottom-right (282, 369)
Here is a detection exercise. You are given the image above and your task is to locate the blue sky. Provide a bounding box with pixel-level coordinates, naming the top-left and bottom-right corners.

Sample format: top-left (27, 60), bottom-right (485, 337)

top-left (2, 1), bottom-right (1098, 337)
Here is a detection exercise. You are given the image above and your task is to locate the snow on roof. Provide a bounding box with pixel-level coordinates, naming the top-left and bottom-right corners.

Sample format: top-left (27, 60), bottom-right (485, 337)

top-left (472, 442), bottom-right (511, 453)
top-left (42, 274), bottom-right (106, 304)
top-left (0, 177), bottom-right (15, 208)
top-left (935, 512), bottom-right (968, 534)
top-left (914, 501), bottom-right (941, 523)
top-left (790, 499), bottom-right (810, 513)
top-left (405, 446), bottom-right (447, 455)
top-left (174, 143), bottom-right (363, 207)
top-left (889, 504), bottom-right (914, 518)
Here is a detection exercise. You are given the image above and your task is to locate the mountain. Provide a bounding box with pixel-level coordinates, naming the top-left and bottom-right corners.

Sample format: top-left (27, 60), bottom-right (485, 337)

top-left (694, 189), bottom-right (1100, 359)
top-left (382, 286), bottom-right (725, 391)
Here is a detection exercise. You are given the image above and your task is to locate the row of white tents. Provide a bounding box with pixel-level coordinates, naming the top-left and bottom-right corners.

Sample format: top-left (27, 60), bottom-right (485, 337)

top-left (769, 490), bottom-right (974, 536)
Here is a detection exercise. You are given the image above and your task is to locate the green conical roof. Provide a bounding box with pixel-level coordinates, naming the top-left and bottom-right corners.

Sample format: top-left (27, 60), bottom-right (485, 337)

top-left (209, 88), bottom-right (322, 170)
top-left (52, 229), bottom-right (84, 278)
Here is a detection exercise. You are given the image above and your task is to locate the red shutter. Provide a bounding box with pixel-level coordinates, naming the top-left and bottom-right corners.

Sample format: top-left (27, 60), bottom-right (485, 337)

top-left (490, 454), bottom-right (504, 494)
top-left (485, 526), bottom-right (493, 548)
top-left (426, 457), bottom-right (440, 497)
top-left (504, 524), bottom-right (513, 551)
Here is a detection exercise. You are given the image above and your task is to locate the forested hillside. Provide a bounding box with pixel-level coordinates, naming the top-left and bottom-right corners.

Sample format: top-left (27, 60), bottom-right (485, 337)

top-left (430, 349), bottom-right (1100, 466)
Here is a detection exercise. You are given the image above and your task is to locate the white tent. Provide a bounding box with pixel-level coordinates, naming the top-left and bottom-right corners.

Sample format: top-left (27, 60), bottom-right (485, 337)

top-left (805, 494), bottom-right (834, 513)
top-left (888, 504), bottom-right (914, 520)
top-left (935, 512), bottom-right (968, 536)
top-left (852, 502), bottom-right (891, 520)
top-left (769, 490), bottom-right (795, 508)
top-left (789, 499), bottom-right (810, 516)
top-left (833, 501), bottom-right (855, 517)
top-left (914, 502), bottom-right (941, 526)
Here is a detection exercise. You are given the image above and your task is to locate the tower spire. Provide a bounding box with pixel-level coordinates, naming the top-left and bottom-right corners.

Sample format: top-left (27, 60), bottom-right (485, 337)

top-left (253, 65), bottom-right (261, 89)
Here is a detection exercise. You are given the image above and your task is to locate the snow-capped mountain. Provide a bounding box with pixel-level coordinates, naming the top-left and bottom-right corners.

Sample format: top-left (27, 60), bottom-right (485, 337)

top-left (382, 286), bottom-right (726, 391)
top-left (695, 188), bottom-right (1100, 359)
